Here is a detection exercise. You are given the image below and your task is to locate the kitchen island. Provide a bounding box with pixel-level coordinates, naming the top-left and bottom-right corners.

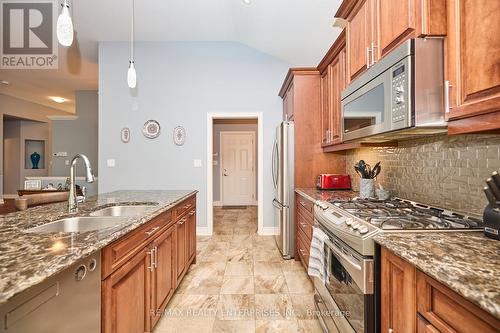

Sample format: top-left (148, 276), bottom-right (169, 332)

top-left (0, 190), bottom-right (197, 333)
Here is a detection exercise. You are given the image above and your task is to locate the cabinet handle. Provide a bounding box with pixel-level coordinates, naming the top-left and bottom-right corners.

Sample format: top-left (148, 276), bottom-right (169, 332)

top-left (444, 80), bottom-right (452, 113)
top-left (366, 47), bottom-right (371, 69)
top-left (371, 42), bottom-right (377, 65)
top-left (145, 226), bottom-right (160, 236)
top-left (300, 222), bottom-right (307, 228)
top-left (147, 249), bottom-right (155, 271)
top-left (388, 329), bottom-right (393, 333)
top-left (184, 203), bottom-right (192, 209)
top-left (299, 249), bottom-right (306, 255)
top-left (153, 246), bottom-right (158, 268)
top-left (189, 210), bottom-right (195, 216)
top-left (178, 217), bottom-right (187, 225)
top-left (299, 201), bottom-right (307, 207)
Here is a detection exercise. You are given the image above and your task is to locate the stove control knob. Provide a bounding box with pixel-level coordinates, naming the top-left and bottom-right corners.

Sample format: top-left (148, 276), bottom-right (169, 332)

top-left (345, 218), bottom-right (353, 226)
top-left (359, 226), bottom-right (369, 234)
top-left (321, 203), bottom-right (328, 210)
top-left (352, 223), bottom-right (360, 230)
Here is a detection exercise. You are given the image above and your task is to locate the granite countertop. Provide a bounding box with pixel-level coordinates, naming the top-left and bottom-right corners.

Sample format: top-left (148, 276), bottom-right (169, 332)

top-left (0, 190), bottom-right (197, 305)
top-left (295, 188), bottom-right (357, 203)
top-left (374, 232), bottom-right (500, 319)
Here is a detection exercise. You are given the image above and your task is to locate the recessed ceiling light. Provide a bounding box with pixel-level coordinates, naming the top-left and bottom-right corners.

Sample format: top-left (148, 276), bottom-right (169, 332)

top-left (0, 80), bottom-right (9, 85)
top-left (242, 0), bottom-right (252, 5)
top-left (50, 96), bottom-right (66, 103)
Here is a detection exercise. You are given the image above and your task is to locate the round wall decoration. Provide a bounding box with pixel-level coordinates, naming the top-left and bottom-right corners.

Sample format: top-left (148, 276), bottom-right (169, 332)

top-left (121, 127), bottom-right (131, 143)
top-left (142, 120), bottom-right (161, 139)
top-left (173, 126), bottom-right (186, 146)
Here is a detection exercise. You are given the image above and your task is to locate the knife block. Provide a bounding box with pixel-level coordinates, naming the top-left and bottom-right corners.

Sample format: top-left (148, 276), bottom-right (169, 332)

top-left (483, 205), bottom-right (500, 240)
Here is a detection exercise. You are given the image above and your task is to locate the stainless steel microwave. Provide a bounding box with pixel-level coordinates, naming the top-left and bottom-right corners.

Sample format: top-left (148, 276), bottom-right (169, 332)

top-left (341, 38), bottom-right (447, 143)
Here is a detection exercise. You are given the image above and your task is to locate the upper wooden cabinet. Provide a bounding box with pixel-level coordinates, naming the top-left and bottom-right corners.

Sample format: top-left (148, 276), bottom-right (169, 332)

top-left (318, 31), bottom-right (347, 146)
top-left (446, 0), bottom-right (500, 134)
top-left (336, 0), bottom-right (446, 82)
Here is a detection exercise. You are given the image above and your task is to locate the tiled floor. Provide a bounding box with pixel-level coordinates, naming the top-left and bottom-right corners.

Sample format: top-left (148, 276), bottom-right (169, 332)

top-left (154, 206), bottom-right (323, 333)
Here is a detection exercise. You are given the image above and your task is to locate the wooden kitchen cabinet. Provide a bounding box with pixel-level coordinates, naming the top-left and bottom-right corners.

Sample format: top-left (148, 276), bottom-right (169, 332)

top-left (294, 193), bottom-right (314, 269)
top-left (319, 31), bottom-right (347, 147)
top-left (149, 224), bottom-right (176, 328)
top-left (381, 247), bottom-right (500, 333)
top-left (336, 0), bottom-right (446, 82)
top-left (380, 247), bottom-right (417, 333)
top-left (102, 248), bottom-right (150, 333)
top-left (446, 0), bottom-right (500, 134)
top-left (102, 194), bottom-right (197, 333)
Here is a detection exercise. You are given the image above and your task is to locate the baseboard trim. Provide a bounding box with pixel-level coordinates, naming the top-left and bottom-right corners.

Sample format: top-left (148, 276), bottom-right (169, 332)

top-left (196, 227), bottom-right (211, 236)
top-left (259, 227), bottom-right (278, 236)
top-left (3, 194), bottom-right (18, 199)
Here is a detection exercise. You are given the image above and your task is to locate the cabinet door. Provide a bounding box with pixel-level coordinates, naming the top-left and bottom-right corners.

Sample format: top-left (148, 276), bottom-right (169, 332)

top-left (347, 0), bottom-right (373, 81)
top-left (381, 247), bottom-right (416, 333)
top-left (330, 47), bottom-right (347, 145)
top-left (150, 225), bottom-right (176, 329)
top-left (417, 315), bottom-right (440, 333)
top-left (102, 248), bottom-right (150, 333)
top-left (446, 0), bottom-right (500, 121)
top-left (187, 209), bottom-right (197, 263)
top-left (175, 216), bottom-right (187, 283)
top-left (376, 0), bottom-right (416, 57)
top-left (320, 70), bottom-right (332, 146)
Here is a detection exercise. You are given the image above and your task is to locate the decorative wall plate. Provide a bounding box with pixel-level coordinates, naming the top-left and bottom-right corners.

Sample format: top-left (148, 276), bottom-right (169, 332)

top-left (143, 120), bottom-right (161, 139)
top-left (121, 127), bottom-right (131, 143)
top-left (173, 126), bottom-right (186, 146)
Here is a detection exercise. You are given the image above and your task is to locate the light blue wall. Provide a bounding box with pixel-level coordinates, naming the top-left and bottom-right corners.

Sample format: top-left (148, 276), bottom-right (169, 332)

top-left (98, 42), bottom-right (289, 228)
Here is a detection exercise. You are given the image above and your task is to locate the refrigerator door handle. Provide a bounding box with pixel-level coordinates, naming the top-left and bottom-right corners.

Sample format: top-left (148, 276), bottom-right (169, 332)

top-left (272, 198), bottom-right (282, 209)
top-left (272, 138), bottom-right (278, 189)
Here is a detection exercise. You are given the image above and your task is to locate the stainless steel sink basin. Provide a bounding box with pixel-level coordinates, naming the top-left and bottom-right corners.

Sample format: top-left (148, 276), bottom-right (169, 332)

top-left (90, 205), bottom-right (157, 217)
top-left (24, 217), bottom-right (129, 233)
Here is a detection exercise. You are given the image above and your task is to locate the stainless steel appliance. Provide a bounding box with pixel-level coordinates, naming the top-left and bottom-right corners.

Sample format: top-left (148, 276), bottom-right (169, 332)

top-left (312, 198), bottom-right (483, 332)
top-left (272, 121), bottom-right (295, 259)
top-left (0, 251), bottom-right (101, 333)
top-left (341, 38), bottom-right (447, 143)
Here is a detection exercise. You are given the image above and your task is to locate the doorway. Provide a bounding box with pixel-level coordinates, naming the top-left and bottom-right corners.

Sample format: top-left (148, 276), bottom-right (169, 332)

top-left (207, 113), bottom-right (263, 236)
top-left (220, 131), bottom-right (256, 206)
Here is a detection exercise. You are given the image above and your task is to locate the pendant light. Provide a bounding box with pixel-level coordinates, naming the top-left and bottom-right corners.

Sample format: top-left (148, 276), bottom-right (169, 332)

top-left (127, 0), bottom-right (137, 89)
top-left (56, 0), bottom-right (74, 47)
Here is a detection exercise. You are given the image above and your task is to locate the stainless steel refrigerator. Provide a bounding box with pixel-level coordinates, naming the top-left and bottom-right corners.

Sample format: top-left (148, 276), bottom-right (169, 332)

top-left (272, 121), bottom-right (294, 259)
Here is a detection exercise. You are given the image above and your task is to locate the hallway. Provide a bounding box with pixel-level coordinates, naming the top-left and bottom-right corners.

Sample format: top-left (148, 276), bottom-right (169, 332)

top-left (154, 206), bottom-right (323, 333)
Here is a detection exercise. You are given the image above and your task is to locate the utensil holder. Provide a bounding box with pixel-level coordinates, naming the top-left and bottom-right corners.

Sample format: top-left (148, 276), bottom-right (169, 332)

top-left (359, 179), bottom-right (375, 199)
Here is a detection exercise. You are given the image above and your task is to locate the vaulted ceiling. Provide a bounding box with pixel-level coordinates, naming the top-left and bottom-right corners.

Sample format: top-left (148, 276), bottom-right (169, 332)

top-left (0, 0), bottom-right (342, 113)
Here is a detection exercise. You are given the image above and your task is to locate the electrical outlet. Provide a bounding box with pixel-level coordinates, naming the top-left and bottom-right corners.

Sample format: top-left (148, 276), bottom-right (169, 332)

top-left (193, 159), bottom-right (202, 167)
top-left (65, 160), bottom-right (70, 166)
top-left (107, 159), bottom-right (116, 167)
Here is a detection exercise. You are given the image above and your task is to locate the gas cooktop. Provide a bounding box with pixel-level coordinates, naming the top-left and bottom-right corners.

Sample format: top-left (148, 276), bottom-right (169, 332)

top-left (330, 198), bottom-right (483, 230)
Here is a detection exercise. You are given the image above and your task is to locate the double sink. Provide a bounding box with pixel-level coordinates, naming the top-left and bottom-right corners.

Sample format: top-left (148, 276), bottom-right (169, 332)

top-left (25, 204), bottom-right (159, 234)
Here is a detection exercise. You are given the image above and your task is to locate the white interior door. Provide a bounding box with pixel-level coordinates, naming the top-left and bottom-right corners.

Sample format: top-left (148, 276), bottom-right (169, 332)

top-left (221, 132), bottom-right (255, 206)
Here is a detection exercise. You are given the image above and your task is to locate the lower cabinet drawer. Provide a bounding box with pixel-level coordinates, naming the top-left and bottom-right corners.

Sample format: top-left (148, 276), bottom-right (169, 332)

top-left (296, 210), bottom-right (313, 241)
top-left (296, 229), bottom-right (310, 269)
top-left (417, 270), bottom-right (500, 333)
top-left (102, 211), bottom-right (172, 279)
top-left (296, 196), bottom-right (314, 218)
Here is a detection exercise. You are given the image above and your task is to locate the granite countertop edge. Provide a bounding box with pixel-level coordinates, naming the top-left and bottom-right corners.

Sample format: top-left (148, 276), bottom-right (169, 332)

top-left (374, 233), bottom-right (500, 320)
top-left (0, 189), bottom-right (198, 306)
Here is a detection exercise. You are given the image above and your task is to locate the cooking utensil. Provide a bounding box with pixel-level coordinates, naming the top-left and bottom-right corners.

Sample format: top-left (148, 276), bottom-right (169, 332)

top-left (354, 166), bottom-right (363, 179)
top-left (371, 162), bottom-right (381, 178)
top-left (484, 186), bottom-right (497, 206)
top-left (486, 178), bottom-right (500, 201)
top-left (492, 171), bottom-right (500, 189)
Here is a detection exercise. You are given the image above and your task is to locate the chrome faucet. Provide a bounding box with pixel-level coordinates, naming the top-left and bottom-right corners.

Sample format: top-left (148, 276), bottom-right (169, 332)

top-left (68, 154), bottom-right (95, 213)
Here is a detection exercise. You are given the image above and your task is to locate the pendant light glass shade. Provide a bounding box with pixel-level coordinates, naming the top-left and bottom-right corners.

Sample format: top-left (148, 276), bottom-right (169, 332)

top-left (57, 1), bottom-right (73, 47)
top-left (127, 0), bottom-right (136, 88)
top-left (127, 61), bottom-right (137, 88)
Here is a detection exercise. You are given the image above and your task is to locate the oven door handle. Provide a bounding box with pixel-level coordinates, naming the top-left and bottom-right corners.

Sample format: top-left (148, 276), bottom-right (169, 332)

top-left (325, 239), bottom-right (362, 272)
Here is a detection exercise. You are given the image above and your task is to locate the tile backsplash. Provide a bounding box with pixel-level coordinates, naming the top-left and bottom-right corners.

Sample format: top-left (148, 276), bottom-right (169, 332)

top-left (345, 134), bottom-right (500, 217)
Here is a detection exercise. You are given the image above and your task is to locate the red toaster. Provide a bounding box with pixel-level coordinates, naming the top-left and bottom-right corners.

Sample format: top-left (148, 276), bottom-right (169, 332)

top-left (316, 174), bottom-right (352, 190)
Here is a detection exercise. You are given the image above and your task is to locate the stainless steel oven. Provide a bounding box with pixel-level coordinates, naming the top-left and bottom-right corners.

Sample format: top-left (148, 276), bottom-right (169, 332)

top-left (313, 223), bottom-right (375, 333)
top-left (341, 38), bottom-right (446, 143)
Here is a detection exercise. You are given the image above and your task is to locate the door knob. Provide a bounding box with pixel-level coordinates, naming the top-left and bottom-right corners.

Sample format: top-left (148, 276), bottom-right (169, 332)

top-left (223, 169), bottom-right (229, 176)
